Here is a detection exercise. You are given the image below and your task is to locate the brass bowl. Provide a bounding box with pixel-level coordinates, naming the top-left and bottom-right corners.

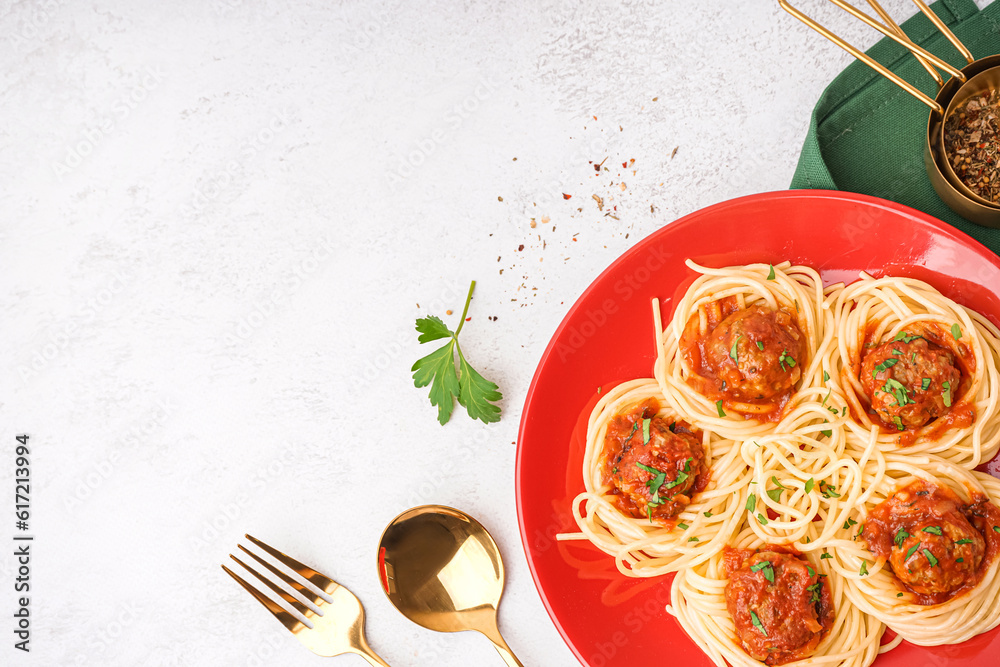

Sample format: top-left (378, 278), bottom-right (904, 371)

top-left (928, 55), bottom-right (1000, 226)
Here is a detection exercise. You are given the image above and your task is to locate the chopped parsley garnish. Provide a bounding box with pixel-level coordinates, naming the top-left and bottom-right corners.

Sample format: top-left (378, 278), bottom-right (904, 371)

top-left (892, 348), bottom-right (902, 355)
top-left (677, 522), bottom-right (689, 530)
top-left (892, 415), bottom-right (905, 431)
top-left (859, 561), bottom-right (869, 576)
top-left (669, 421), bottom-right (677, 433)
top-left (635, 462), bottom-right (667, 503)
top-left (922, 526), bottom-right (942, 536)
top-left (922, 549), bottom-right (939, 567)
top-left (894, 528), bottom-right (910, 548)
top-left (843, 518), bottom-right (858, 530)
top-left (821, 420), bottom-right (832, 438)
top-left (873, 358), bottom-right (899, 376)
top-left (624, 421), bottom-right (640, 444)
top-left (893, 331), bottom-right (922, 343)
top-left (820, 553), bottom-right (832, 559)
top-left (766, 264), bottom-right (775, 280)
top-left (882, 377), bottom-right (911, 407)
top-left (942, 381), bottom-right (952, 408)
top-left (746, 494), bottom-right (757, 512)
top-left (912, 352), bottom-right (917, 363)
top-left (805, 478), bottom-right (815, 494)
top-left (703, 511), bottom-right (713, 518)
top-left (823, 370), bottom-right (830, 382)
top-left (756, 340), bottom-right (764, 350)
top-left (952, 323), bottom-right (962, 340)
top-left (778, 349), bottom-right (796, 371)
top-left (750, 560), bottom-right (775, 583)
top-left (716, 400), bottom-right (726, 417)
top-left (905, 542), bottom-right (921, 561)
top-left (921, 378), bottom-right (931, 391)
top-left (993, 526), bottom-right (1000, 533)
top-left (688, 537), bottom-right (699, 542)
top-left (662, 458), bottom-right (693, 490)
top-left (730, 335), bottom-right (742, 363)
top-left (956, 557), bottom-right (964, 562)
top-left (820, 482), bottom-right (840, 499)
top-left (766, 476), bottom-right (787, 502)
top-left (897, 592), bottom-right (904, 597)
top-left (955, 538), bottom-right (973, 545)
top-left (822, 388), bottom-right (831, 406)
top-left (750, 610), bottom-right (767, 636)
top-left (807, 565), bottom-right (816, 577)
top-left (807, 581), bottom-right (823, 604)
top-left (757, 513), bottom-right (768, 525)
top-left (412, 281), bottom-right (502, 424)
top-left (642, 418), bottom-right (651, 444)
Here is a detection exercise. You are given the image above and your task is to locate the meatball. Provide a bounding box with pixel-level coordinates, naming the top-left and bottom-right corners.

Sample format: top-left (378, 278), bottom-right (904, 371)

top-left (703, 305), bottom-right (805, 402)
top-left (725, 550), bottom-right (833, 665)
top-left (886, 491), bottom-right (984, 596)
top-left (860, 337), bottom-right (960, 430)
top-left (607, 417), bottom-right (708, 522)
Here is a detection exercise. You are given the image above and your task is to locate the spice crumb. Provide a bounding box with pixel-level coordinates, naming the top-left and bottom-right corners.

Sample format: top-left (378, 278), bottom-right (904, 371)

top-left (517, 244), bottom-right (524, 251)
top-left (498, 196), bottom-right (503, 202)
top-left (592, 194), bottom-right (604, 211)
top-left (530, 221), bottom-right (537, 228)
top-left (562, 193), bottom-right (572, 200)
top-left (446, 310), bottom-right (453, 315)
top-left (541, 215), bottom-right (550, 224)
top-left (671, 146), bottom-right (679, 159)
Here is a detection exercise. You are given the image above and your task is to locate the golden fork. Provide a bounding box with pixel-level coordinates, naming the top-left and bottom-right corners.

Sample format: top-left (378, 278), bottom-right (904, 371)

top-left (222, 534), bottom-right (391, 666)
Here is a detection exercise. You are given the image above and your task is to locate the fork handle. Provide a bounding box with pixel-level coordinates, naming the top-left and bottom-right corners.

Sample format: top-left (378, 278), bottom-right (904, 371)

top-left (354, 643), bottom-right (392, 667)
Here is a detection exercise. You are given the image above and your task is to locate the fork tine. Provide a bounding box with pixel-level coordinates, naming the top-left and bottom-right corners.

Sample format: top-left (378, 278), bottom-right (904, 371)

top-left (245, 534), bottom-right (338, 592)
top-left (221, 564), bottom-right (303, 633)
top-left (237, 545), bottom-right (327, 609)
top-left (229, 553), bottom-right (314, 617)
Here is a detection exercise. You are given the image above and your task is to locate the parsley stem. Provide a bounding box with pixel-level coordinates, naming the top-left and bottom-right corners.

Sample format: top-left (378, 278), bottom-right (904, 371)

top-left (454, 280), bottom-right (476, 337)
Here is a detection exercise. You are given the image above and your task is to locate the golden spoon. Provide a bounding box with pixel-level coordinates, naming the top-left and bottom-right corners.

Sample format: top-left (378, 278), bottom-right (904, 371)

top-left (377, 505), bottom-right (524, 666)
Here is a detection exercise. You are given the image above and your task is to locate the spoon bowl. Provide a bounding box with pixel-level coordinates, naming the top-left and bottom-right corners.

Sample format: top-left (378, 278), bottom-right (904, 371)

top-left (377, 505), bottom-right (523, 667)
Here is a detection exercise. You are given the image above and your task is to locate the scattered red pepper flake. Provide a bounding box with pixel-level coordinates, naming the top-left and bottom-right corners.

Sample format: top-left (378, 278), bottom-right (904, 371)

top-left (562, 193), bottom-right (572, 199)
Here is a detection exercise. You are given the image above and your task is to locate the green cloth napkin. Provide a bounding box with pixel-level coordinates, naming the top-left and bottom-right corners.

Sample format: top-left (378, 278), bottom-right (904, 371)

top-left (790, 0), bottom-right (1000, 253)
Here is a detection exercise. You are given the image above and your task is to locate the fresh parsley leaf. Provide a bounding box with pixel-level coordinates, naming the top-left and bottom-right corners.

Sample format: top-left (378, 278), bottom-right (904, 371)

top-left (642, 418), bottom-right (651, 444)
top-left (922, 526), bottom-right (942, 536)
top-left (750, 610), bottom-right (767, 636)
top-left (892, 415), bottom-right (904, 431)
top-left (677, 522), bottom-right (689, 530)
top-left (922, 549), bottom-right (939, 567)
top-left (820, 483), bottom-right (840, 499)
top-left (894, 528), bottom-right (910, 548)
top-left (807, 565), bottom-right (816, 577)
top-left (703, 511), bottom-right (713, 518)
top-left (905, 542), bottom-right (921, 561)
top-left (805, 478), bottom-right (815, 493)
top-left (952, 323), bottom-right (962, 340)
top-left (412, 281), bottom-right (501, 424)
top-left (766, 264), bottom-right (775, 280)
top-left (956, 557), bottom-right (964, 562)
top-left (730, 335), bottom-right (742, 363)
top-left (942, 380), bottom-right (952, 408)
top-left (756, 340), bottom-right (764, 350)
top-left (820, 553), bottom-right (831, 559)
top-left (921, 378), bottom-right (931, 391)
top-left (882, 377), bottom-right (911, 407)
top-left (716, 400), bottom-right (726, 418)
top-left (746, 494), bottom-right (756, 512)
top-left (955, 538), bottom-right (973, 545)
top-left (635, 462), bottom-right (667, 503)
top-left (807, 581), bottom-right (823, 603)
top-left (750, 561), bottom-right (775, 583)
top-left (757, 513), bottom-right (768, 525)
top-left (843, 518), bottom-right (857, 530)
top-left (993, 526), bottom-right (1000, 533)
top-left (893, 331), bottom-right (921, 343)
top-left (778, 349), bottom-right (796, 370)
top-left (688, 537), bottom-right (699, 542)
top-left (896, 592), bottom-right (904, 597)
top-left (823, 370), bottom-right (830, 382)
top-left (874, 358), bottom-right (899, 375)
top-left (859, 561), bottom-right (869, 576)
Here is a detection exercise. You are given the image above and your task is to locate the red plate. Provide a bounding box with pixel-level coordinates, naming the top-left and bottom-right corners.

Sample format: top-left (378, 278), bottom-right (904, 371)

top-left (516, 190), bottom-right (1000, 667)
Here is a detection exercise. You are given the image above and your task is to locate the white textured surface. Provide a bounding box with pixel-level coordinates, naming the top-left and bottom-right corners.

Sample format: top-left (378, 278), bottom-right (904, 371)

top-left (0, 1), bottom-right (988, 665)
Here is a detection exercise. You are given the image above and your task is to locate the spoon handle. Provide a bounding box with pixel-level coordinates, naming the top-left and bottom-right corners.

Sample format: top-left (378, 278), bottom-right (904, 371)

top-left (488, 635), bottom-right (524, 667)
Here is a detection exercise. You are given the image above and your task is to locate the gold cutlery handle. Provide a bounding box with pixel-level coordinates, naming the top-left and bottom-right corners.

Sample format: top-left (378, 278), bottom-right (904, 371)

top-left (356, 647), bottom-right (392, 667)
top-left (484, 631), bottom-right (524, 667)
top-left (778, 0), bottom-right (968, 113)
